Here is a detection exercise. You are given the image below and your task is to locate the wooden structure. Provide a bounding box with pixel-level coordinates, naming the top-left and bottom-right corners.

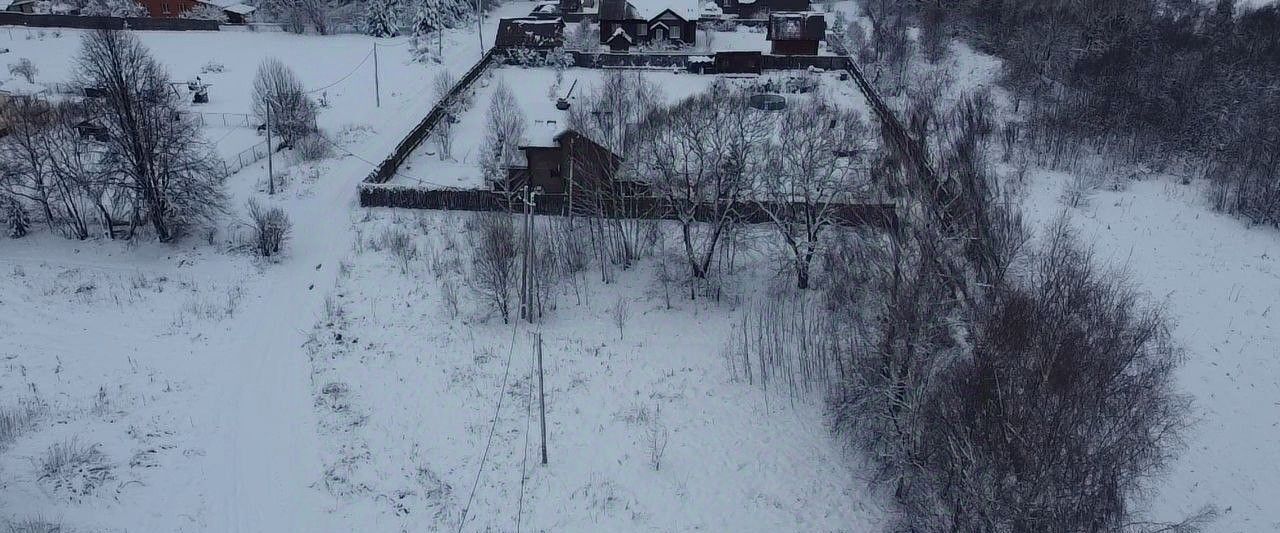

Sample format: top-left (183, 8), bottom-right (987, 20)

top-left (716, 0), bottom-right (808, 19)
top-left (767, 11), bottom-right (825, 55)
top-left (496, 17), bottom-right (566, 49)
top-left (599, 0), bottom-right (698, 50)
top-left (137, 0), bottom-right (255, 21)
top-left (504, 129), bottom-right (633, 198)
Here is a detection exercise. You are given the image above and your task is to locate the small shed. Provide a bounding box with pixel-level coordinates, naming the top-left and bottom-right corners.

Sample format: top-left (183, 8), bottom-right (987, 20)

top-left (767, 11), bottom-right (826, 55)
top-left (495, 17), bottom-right (566, 49)
top-left (714, 51), bottom-right (763, 74)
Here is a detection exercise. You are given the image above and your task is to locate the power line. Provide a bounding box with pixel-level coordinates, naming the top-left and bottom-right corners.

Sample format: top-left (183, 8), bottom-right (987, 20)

top-left (306, 50), bottom-right (374, 94)
top-left (515, 328), bottom-right (539, 533)
top-left (456, 319), bottom-right (521, 533)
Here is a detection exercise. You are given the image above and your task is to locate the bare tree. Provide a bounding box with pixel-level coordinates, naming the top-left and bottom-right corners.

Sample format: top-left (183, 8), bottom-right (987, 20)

top-left (633, 87), bottom-right (771, 285)
top-left (8, 59), bottom-right (37, 84)
top-left (480, 80), bottom-right (525, 198)
top-left (0, 96), bottom-right (56, 232)
top-left (252, 58), bottom-right (318, 148)
top-left (244, 198), bottom-right (292, 257)
top-left (78, 29), bottom-right (225, 241)
top-left (759, 95), bottom-right (875, 289)
top-left (431, 70), bottom-right (458, 161)
top-left (466, 212), bottom-right (518, 323)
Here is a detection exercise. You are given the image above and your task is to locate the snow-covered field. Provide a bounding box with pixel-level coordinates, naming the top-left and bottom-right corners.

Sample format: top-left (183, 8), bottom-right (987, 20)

top-left (2, 1), bottom-right (1279, 530)
top-left (1022, 172), bottom-right (1280, 531)
top-left (308, 212), bottom-right (883, 531)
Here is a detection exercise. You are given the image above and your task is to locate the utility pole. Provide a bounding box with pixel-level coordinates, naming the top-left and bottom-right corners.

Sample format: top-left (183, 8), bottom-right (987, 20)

top-left (373, 43), bottom-right (381, 108)
top-left (519, 187), bottom-right (529, 321)
top-left (265, 102), bottom-right (274, 195)
top-left (536, 332), bottom-right (547, 465)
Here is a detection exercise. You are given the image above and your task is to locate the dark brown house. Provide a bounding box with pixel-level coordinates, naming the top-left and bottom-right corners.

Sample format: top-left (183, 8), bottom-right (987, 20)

top-left (504, 129), bottom-right (635, 198)
top-left (767, 11), bottom-right (825, 55)
top-left (495, 17), bottom-right (566, 50)
top-left (716, 0), bottom-right (808, 19)
top-left (599, 0), bottom-right (698, 51)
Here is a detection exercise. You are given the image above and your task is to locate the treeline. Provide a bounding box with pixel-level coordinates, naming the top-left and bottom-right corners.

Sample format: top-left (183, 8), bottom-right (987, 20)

top-left (1, 30), bottom-right (224, 241)
top-left (931, 0), bottom-right (1280, 224)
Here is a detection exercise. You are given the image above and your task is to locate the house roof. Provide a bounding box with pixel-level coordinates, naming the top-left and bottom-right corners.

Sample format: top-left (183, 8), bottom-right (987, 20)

top-left (767, 0), bottom-right (810, 11)
top-left (606, 25), bottom-right (633, 43)
top-left (768, 11), bottom-right (826, 41)
top-left (599, 0), bottom-right (698, 21)
top-left (198, 0), bottom-right (256, 14)
top-left (495, 17), bottom-right (565, 48)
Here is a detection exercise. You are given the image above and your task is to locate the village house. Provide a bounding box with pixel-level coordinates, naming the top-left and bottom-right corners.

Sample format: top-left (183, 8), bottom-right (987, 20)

top-left (599, 0), bottom-right (699, 51)
top-left (767, 11), bottom-right (825, 55)
top-left (137, 0), bottom-right (255, 22)
top-left (714, 0), bottom-right (809, 20)
top-left (501, 123), bottom-right (634, 200)
top-left (495, 17), bottom-right (566, 51)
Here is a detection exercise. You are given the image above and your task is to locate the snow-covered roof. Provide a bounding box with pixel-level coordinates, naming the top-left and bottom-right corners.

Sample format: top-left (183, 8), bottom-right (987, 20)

top-left (627, 0), bottom-right (698, 20)
top-left (224, 4), bottom-right (255, 15)
top-left (607, 25), bottom-right (633, 43)
top-left (524, 118), bottom-right (566, 148)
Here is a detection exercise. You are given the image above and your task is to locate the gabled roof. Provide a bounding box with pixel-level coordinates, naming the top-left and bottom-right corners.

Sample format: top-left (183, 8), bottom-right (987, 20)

top-left (606, 25), bottom-right (633, 43)
top-left (767, 11), bottom-right (826, 41)
top-left (599, 0), bottom-right (698, 21)
top-left (495, 17), bottom-right (566, 49)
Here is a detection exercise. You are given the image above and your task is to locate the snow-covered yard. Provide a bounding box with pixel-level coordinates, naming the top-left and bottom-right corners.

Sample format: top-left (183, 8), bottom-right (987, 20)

top-left (396, 65), bottom-right (870, 190)
top-left (309, 211), bottom-right (883, 531)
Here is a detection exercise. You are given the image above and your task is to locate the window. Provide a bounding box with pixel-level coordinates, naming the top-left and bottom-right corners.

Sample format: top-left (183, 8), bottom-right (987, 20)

top-left (670, 24), bottom-right (681, 39)
top-left (637, 24), bottom-right (646, 36)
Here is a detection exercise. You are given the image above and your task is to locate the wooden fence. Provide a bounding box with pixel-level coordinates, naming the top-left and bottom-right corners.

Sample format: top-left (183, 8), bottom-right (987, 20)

top-left (363, 48), bottom-right (499, 185)
top-left (358, 184), bottom-right (896, 228)
top-left (569, 51), bottom-right (851, 73)
top-left (0, 13), bottom-right (219, 31)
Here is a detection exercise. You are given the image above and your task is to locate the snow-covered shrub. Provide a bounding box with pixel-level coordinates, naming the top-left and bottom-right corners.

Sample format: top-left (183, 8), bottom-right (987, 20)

top-left (5, 518), bottom-right (64, 533)
top-left (201, 60), bottom-right (226, 74)
top-left (78, 0), bottom-right (147, 17)
top-left (294, 133), bottom-right (332, 162)
top-left (1060, 171), bottom-right (1101, 208)
top-left (465, 212), bottom-right (518, 323)
top-left (7, 58), bottom-right (36, 84)
top-left (371, 227), bottom-right (417, 274)
top-left (244, 198), bottom-right (292, 258)
top-left (440, 278), bottom-right (460, 319)
top-left (0, 399), bottom-right (42, 451)
top-left (3, 199), bottom-right (29, 238)
top-left (38, 439), bottom-right (114, 501)
top-left (180, 3), bottom-right (229, 21)
top-left (644, 404), bottom-right (668, 471)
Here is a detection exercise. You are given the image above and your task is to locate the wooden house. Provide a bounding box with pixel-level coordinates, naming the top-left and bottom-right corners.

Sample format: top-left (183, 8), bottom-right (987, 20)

top-left (137, 0), bottom-right (255, 21)
top-left (502, 127), bottom-right (635, 199)
top-left (495, 17), bottom-right (566, 50)
top-left (767, 11), bottom-right (825, 55)
top-left (716, 0), bottom-right (808, 19)
top-left (598, 0), bottom-right (699, 51)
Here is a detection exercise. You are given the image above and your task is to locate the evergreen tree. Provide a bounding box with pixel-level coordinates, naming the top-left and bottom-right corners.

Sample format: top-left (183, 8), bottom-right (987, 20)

top-left (363, 0), bottom-right (404, 37)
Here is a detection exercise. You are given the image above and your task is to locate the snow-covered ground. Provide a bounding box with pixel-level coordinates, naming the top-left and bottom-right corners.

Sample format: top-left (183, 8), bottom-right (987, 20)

top-left (309, 211), bottom-right (883, 531)
top-left (1022, 172), bottom-right (1280, 531)
top-left (0, 4), bottom-right (536, 530)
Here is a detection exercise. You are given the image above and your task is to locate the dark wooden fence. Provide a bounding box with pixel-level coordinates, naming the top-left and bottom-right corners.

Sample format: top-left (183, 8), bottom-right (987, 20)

top-left (358, 184), bottom-right (896, 228)
top-left (569, 51), bottom-right (851, 73)
top-left (363, 48), bottom-right (498, 185)
top-left (0, 13), bottom-right (220, 31)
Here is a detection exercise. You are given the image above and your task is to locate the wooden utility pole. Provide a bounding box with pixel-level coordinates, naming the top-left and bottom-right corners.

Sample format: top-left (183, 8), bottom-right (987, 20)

top-left (536, 332), bottom-right (547, 465)
top-left (266, 102), bottom-right (274, 195)
top-left (373, 43), bottom-right (381, 108)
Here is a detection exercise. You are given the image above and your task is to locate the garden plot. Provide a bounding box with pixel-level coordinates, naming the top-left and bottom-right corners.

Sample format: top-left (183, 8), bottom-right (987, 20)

top-left (308, 210), bottom-right (883, 531)
top-left (395, 65), bottom-right (870, 190)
